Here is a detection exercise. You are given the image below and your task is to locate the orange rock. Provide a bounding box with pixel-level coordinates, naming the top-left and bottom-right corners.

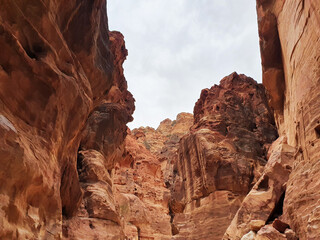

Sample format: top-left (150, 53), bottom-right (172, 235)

top-left (114, 133), bottom-right (172, 240)
top-left (112, 113), bottom-right (193, 240)
top-left (64, 31), bottom-right (134, 239)
top-left (250, 220), bottom-right (265, 232)
top-left (0, 1), bottom-right (133, 239)
top-left (256, 225), bottom-right (287, 240)
top-left (4, 0), bottom-right (320, 239)
top-left (255, 1), bottom-right (320, 239)
top-left (224, 137), bottom-right (295, 239)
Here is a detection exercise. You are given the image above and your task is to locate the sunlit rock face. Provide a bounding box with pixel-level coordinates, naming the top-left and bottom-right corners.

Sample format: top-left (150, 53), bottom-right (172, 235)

top-left (113, 113), bottom-right (193, 240)
top-left (169, 72), bottom-right (278, 240)
top-left (224, 1), bottom-right (320, 239)
top-left (114, 132), bottom-right (172, 240)
top-left (0, 1), bottom-right (133, 239)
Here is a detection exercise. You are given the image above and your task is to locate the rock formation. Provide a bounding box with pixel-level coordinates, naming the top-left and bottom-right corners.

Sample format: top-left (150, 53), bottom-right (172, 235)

top-left (0, 1), bottom-right (133, 239)
top-left (113, 113), bottom-right (193, 239)
top-left (114, 132), bottom-right (172, 240)
top-left (109, 73), bottom-right (278, 240)
top-left (223, 1), bottom-right (320, 239)
top-left (258, 1), bottom-right (320, 238)
top-left (63, 31), bottom-right (134, 240)
top-left (169, 73), bottom-right (278, 240)
top-left (2, 0), bottom-right (320, 239)
top-left (224, 137), bottom-right (295, 239)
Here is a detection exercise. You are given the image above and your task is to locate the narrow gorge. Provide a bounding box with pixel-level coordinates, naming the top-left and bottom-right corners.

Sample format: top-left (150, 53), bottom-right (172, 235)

top-left (0, 0), bottom-right (320, 240)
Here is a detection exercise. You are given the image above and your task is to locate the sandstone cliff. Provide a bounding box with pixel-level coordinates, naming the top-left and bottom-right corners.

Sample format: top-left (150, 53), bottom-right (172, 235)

top-left (258, 3), bottom-right (320, 237)
top-left (0, 1), bottom-right (134, 239)
top-left (169, 73), bottom-right (278, 240)
top-left (115, 73), bottom-right (278, 240)
top-left (2, 0), bottom-right (320, 240)
top-left (113, 113), bottom-right (193, 239)
top-left (224, 1), bottom-right (320, 239)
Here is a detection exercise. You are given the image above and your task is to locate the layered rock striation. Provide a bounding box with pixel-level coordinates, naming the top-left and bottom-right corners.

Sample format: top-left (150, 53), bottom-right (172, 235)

top-left (257, 3), bottom-right (320, 238)
top-left (224, 1), bottom-right (320, 239)
top-left (111, 73), bottom-right (278, 240)
top-left (170, 73), bottom-right (278, 240)
top-left (222, 0), bottom-right (320, 240)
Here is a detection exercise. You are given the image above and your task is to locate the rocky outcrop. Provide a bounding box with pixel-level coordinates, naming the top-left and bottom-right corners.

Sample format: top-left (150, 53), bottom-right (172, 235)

top-left (3, 0), bottom-right (320, 239)
top-left (274, 1), bottom-right (320, 238)
top-left (224, 137), bottom-right (295, 239)
top-left (114, 133), bottom-right (171, 239)
top-left (0, 1), bottom-right (133, 239)
top-left (223, 1), bottom-right (320, 239)
top-left (110, 73), bottom-right (279, 240)
top-left (63, 31), bottom-right (134, 240)
top-left (113, 113), bottom-right (193, 239)
top-left (133, 112), bottom-right (193, 185)
top-left (170, 73), bottom-right (278, 240)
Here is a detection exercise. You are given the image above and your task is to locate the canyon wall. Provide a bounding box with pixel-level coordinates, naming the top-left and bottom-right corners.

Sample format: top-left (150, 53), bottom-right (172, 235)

top-left (0, 1), bottom-right (134, 239)
top-left (170, 73), bottom-right (278, 240)
top-left (224, 1), bottom-right (320, 239)
top-left (1, 0), bottom-right (320, 239)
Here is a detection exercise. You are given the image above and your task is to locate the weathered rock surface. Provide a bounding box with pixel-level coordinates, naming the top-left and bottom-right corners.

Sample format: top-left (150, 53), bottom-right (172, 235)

top-left (114, 133), bottom-right (171, 239)
top-left (231, 1), bottom-right (320, 239)
top-left (3, 0), bottom-right (320, 239)
top-left (63, 31), bottom-right (134, 240)
top-left (113, 113), bottom-right (193, 240)
top-left (224, 136), bottom-right (295, 239)
top-left (0, 1), bottom-right (133, 239)
top-left (256, 225), bottom-right (287, 240)
top-left (170, 73), bottom-right (278, 240)
top-left (223, 1), bottom-right (320, 239)
top-left (133, 112), bottom-right (193, 185)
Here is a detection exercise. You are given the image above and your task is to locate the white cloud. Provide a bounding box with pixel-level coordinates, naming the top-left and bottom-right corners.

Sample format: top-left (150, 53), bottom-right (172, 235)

top-left (107, 0), bottom-right (261, 129)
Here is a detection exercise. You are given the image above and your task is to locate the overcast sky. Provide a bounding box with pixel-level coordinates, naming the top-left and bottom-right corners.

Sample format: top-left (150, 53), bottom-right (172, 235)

top-left (107, 1), bottom-right (261, 129)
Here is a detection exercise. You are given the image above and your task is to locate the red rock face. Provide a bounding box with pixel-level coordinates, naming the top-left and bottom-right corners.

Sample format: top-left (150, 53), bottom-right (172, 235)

top-left (4, 0), bottom-right (319, 239)
top-left (0, 1), bottom-right (133, 239)
top-left (168, 73), bottom-right (278, 240)
top-left (114, 133), bottom-right (172, 240)
top-left (224, 136), bottom-right (295, 239)
top-left (273, 1), bottom-right (320, 239)
top-left (224, 2), bottom-right (320, 239)
top-left (113, 113), bottom-right (193, 240)
top-left (63, 31), bottom-right (134, 240)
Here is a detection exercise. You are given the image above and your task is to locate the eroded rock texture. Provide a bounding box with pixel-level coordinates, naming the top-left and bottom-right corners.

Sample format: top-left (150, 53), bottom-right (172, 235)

top-left (63, 31), bottom-right (134, 240)
top-left (114, 133), bottom-right (172, 239)
top-left (224, 137), bottom-right (295, 239)
top-left (3, 0), bottom-right (319, 239)
top-left (261, 1), bottom-right (320, 239)
top-left (133, 112), bottom-right (194, 186)
top-left (170, 73), bottom-right (278, 240)
top-left (224, 1), bottom-right (320, 239)
top-left (113, 113), bottom-right (193, 240)
top-left (0, 1), bottom-right (133, 239)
